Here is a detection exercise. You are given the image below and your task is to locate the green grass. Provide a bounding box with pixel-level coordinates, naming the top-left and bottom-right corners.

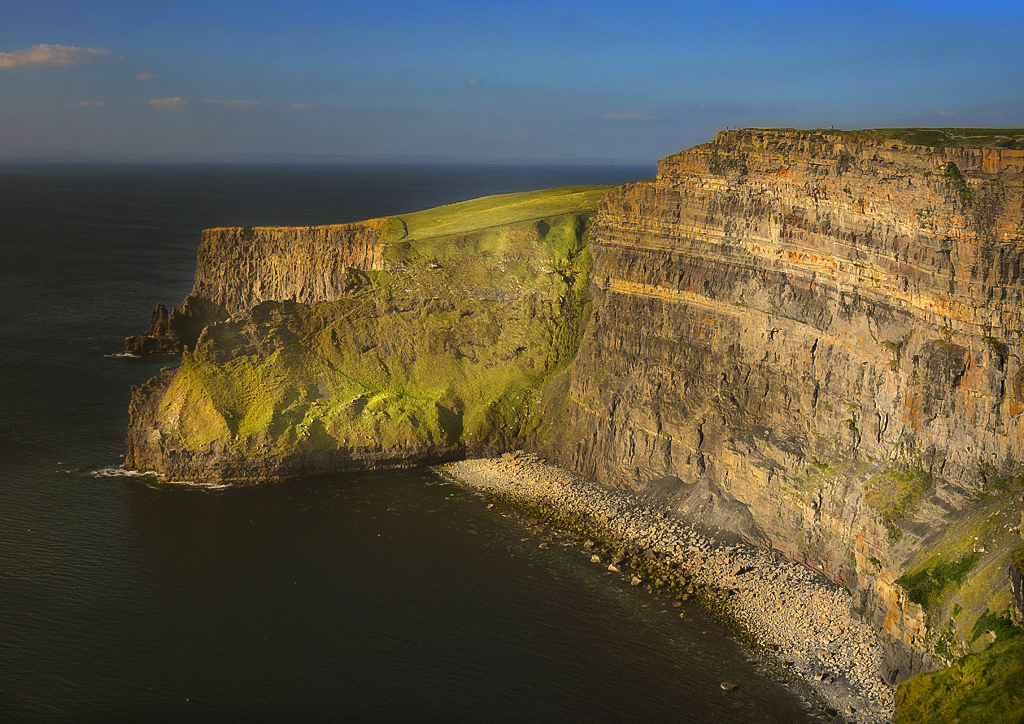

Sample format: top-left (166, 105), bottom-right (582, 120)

top-left (864, 460), bottom-right (933, 544)
top-left (889, 491), bottom-right (1021, 623)
top-left (896, 622), bottom-right (1024, 724)
top-left (386, 186), bottom-right (610, 242)
top-left (1013, 548), bottom-right (1024, 572)
top-left (978, 465), bottom-right (1024, 501)
top-left (155, 186), bottom-right (607, 462)
top-left (895, 553), bottom-right (983, 612)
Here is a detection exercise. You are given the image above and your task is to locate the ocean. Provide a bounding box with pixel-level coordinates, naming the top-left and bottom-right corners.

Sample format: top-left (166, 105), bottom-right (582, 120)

top-left (0, 162), bottom-right (817, 722)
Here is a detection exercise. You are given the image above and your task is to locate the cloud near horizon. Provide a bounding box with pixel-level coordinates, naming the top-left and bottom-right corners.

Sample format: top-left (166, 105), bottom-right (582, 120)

top-left (199, 99), bottom-right (261, 110)
top-left (149, 98), bottom-right (262, 110)
top-left (601, 113), bottom-right (659, 121)
top-left (0, 44), bottom-right (109, 69)
top-left (149, 97), bottom-right (186, 109)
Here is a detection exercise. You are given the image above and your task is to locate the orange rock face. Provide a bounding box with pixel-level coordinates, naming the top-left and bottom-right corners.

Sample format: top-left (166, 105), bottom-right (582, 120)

top-left (554, 129), bottom-right (1024, 680)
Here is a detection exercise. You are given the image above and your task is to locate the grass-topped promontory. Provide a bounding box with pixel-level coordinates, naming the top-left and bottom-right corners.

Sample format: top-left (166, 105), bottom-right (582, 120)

top-left (386, 185), bottom-right (611, 242)
top-left (154, 186), bottom-right (609, 471)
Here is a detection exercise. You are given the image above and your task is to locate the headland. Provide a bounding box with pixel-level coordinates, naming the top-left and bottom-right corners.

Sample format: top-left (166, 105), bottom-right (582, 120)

top-left (123, 128), bottom-right (1024, 723)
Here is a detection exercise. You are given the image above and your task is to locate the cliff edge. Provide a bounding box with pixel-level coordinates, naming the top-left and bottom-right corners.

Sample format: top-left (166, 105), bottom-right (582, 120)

top-left (553, 128), bottom-right (1024, 716)
top-left (125, 186), bottom-right (604, 481)
top-left (124, 130), bottom-right (1024, 722)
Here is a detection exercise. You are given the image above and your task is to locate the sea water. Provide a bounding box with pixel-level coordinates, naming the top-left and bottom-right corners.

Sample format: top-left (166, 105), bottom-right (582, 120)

top-left (0, 163), bottom-right (816, 722)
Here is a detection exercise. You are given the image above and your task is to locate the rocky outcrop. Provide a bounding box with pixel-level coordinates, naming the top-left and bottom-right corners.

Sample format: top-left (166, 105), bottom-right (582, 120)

top-left (125, 296), bottom-right (229, 354)
top-left (191, 219), bottom-right (390, 315)
top-left (548, 129), bottom-right (1024, 682)
top-left (124, 187), bottom-right (605, 483)
top-left (125, 136), bottom-right (1024, 697)
top-left (125, 219), bottom-right (390, 355)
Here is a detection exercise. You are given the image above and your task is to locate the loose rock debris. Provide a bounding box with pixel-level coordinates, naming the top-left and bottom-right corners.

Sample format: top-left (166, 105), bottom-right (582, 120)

top-left (440, 452), bottom-right (895, 723)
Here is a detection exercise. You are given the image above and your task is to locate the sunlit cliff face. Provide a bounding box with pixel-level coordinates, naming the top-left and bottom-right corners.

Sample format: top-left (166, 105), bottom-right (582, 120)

top-left (564, 129), bottom-right (1024, 683)
top-left (123, 131), bottom-right (1024, 693)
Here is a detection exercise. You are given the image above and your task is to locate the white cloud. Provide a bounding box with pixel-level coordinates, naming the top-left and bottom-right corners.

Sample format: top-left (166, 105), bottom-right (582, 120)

top-left (198, 99), bottom-right (261, 110)
top-left (149, 97), bottom-right (186, 109)
top-left (467, 78), bottom-right (481, 84)
top-left (0, 44), bottom-right (109, 70)
top-left (77, 101), bottom-right (105, 107)
top-left (601, 113), bottom-right (659, 121)
top-left (135, 73), bottom-right (155, 81)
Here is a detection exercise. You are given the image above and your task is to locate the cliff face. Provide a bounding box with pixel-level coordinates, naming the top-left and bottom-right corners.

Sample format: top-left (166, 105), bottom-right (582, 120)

top-left (124, 136), bottom-right (1024, 695)
top-left (554, 129), bottom-right (1024, 682)
top-left (124, 187), bottom-right (604, 483)
top-left (191, 220), bottom-right (390, 315)
top-left (125, 219), bottom-right (389, 354)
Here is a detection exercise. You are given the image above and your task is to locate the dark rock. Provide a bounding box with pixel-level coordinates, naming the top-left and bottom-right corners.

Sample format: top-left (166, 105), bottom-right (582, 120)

top-left (124, 296), bottom-right (228, 356)
top-left (879, 633), bottom-right (936, 685)
top-left (1011, 555), bottom-right (1024, 618)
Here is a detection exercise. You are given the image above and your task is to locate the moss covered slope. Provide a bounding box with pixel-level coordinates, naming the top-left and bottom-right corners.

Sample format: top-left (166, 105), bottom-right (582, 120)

top-left (126, 186), bottom-right (608, 481)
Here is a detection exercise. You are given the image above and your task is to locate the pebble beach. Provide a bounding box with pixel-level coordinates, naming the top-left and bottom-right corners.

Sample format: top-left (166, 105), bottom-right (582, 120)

top-left (440, 451), bottom-right (896, 724)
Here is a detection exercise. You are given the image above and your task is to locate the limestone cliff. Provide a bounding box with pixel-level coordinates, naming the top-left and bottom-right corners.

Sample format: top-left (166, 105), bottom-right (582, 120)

top-left (550, 129), bottom-right (1024, 686)
top-left (125, 186), bottom-right (604, 482)
top-left (191, 220), bottom-right (390, 315)
top-left (125, 131), bottom-right (1024, 717)
top-left (125, 219), bottom-right (389, 354)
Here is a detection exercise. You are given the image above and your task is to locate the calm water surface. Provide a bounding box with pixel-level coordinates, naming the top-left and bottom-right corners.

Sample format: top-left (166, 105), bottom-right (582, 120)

top-left (0, 163), bottom-right (815, 722)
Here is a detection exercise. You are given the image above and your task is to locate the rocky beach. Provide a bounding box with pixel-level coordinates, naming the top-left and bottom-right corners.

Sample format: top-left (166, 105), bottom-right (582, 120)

top-left (441, 452), bottom-right (896, 724)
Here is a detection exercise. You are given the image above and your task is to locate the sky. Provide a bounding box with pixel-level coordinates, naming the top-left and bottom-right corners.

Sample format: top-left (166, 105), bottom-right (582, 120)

top-left (2, 0), bottom-right (1023, 162)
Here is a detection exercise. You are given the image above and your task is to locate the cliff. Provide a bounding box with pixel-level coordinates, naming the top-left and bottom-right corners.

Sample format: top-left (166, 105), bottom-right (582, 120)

top-left (124, 130), bottom-right (1024, 721)
top-left (125, 186), bottom-right (604, 481)
top-left (550, 129), bottom-right (1024, 712)
top-left (125, 219), bottom-right (391, 354)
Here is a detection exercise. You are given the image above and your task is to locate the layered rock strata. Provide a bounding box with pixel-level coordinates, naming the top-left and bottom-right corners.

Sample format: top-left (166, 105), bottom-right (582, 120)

top-left (124, 132), bottom-right (1024, 702)
top-left (125, 187), bottom-right (604, 483)
top-left (552, 129), bottom-right (1024, 683)
top-left (125, 219), bottom-right (389, 354)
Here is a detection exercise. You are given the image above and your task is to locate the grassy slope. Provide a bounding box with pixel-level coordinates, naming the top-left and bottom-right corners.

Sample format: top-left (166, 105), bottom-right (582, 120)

top-left (890, 476), bottom-right (1024, 722)
top-left (391, 186), bottom-right (612, 240)
top-left (895, 623), bottom-right (1024, 724)
top-left (157, 186), bottom-right (608, 462)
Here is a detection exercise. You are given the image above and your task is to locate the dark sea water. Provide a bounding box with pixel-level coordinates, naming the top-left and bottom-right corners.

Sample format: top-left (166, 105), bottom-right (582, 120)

top-left (0, 163), bottom-right (815, 723)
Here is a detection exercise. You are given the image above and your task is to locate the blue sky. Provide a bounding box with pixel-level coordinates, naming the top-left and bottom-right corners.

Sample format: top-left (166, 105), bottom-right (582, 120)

top-left (2, 0), bottom-right (1023, 161)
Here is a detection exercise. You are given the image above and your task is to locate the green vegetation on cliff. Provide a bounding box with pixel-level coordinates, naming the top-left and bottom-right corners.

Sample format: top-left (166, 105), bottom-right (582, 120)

top-left (386, 185), bottom-right (610, 242)
top-left (892, 493), bottom-right (1024, 722)
top-left (150, 186), bottom-right (607, 471)
top-left (895, 621), bottom-right (1024, 724)
top-left (816, 128), bottom-right (1024, 149)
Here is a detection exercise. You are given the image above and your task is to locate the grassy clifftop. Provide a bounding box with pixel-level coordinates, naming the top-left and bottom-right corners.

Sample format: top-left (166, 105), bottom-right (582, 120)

top-left (816, 127), bottom-right (1024, 149)
top-left (139, 186), bottom-right (609, 476)
top-left (387, 185), bottom-right (612, 241)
